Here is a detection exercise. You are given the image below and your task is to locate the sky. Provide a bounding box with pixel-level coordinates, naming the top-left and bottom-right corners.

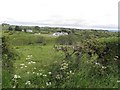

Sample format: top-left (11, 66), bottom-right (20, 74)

top-left (0, 0), bottom-right (119, 30)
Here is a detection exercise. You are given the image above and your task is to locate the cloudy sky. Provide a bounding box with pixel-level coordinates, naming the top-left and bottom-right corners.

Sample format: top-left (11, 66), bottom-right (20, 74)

top-left (0, 0), bottom-right (119, 30)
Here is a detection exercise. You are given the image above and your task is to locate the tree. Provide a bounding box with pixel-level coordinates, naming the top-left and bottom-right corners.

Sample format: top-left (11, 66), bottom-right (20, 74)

top-left (34, 26), bottom-right (40, 30)
top-left (2, 23), bottom-right (9, 26)
top-left (24, 28), bottom-right (27, 32)
top-left (8, 26), bottom-right (13, 31)
top-left (71, 30), bottom-right (75, 33)
top-left (56, 34), bottom-right (77, 45)
top-left (15, 26), bottom-right (22, 31)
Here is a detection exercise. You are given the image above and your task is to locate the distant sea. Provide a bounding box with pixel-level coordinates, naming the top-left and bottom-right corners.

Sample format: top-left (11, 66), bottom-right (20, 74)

top-left (108, 30), bottom-right (119, 32)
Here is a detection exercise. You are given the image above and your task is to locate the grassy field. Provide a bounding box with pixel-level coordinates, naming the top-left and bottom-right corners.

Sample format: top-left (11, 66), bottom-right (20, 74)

top-left (2, 29), bottom-right (119, 88)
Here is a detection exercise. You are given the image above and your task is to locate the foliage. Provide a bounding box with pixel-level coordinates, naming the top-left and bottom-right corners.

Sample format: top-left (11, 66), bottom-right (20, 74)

top-left (15, 26), bottom-right (22, 31)
top-left (56, 34), bottom-right (77, 45)
top-left (34, 26), bottom-right (40, 30)
top-left (2, 35), bottom-right (19, 88)
top-left (8, 33), bottom-right (46, 45)
top-left (8, 26), bottom-right (13, 31)
top-left (2, 26), bottom-right (119, 88)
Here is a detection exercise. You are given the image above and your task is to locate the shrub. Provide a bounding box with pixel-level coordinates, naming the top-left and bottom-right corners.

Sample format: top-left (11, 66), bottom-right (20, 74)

top-left (15, 26), bottom-right (22, 31)
top-left (36, 36), bottom-right (46, 44)
top-left (2, 36), bottom-right (19, 88)
top-left (56, 34), bottom-right (77, 45)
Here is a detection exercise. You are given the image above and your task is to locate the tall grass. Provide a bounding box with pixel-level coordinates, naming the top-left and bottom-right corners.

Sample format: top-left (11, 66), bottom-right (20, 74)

top-left (2, 30), bottom-right (119, 88)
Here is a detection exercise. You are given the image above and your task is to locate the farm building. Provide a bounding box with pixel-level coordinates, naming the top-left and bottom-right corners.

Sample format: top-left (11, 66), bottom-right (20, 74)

top-left (26, 29), bottom-right (33, 33)
top-left (53, 32), bottom-right (68, 36)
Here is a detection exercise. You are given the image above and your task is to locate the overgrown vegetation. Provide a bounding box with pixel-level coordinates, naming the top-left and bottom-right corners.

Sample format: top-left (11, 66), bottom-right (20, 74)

top-left (2, 35), bottom-right (19, 88)
top-left (2, 24), bottom-right (119, 88)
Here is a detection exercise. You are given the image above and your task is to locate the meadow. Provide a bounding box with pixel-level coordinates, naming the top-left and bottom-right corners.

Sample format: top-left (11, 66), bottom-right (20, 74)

top-left (2, 25), bottom-right (119, 88)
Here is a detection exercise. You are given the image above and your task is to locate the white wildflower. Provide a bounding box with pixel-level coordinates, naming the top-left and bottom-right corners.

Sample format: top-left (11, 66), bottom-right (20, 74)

top-left (33, 72), bottom-right (35, 74)
top-left (25, 66), bottom-right (27, 68)
top-left (27, 55), bottom-right (32, 58)
top-left (30, 55), bottom-right (32, 57)
top-left (102, 66), bottom-right (106, 69)
top-left (115, 56), bottom-right (118, 58)
top-left (28, 62), bottom-right (31, 64)
top-left (14, 75), bottom-right (17, 79)
top-left (114, 58), bottom-right (117, 60)
top-left (20, 64), bottom-right (24, 66)
top-left (17, 75), bottom-right (21, 78)
top-left (40, 73), bottom-right (42, 76)
top-left (26, 58), bottom-right (30, 60)
top-left (46, 82), bottom-right (51, 86)
top-left (37, 73), bottom-right (39, 76)
top-left (61, 62), bottom-right (68, 70)
top-left (56, 74), bottom-right (62, 79)
top-left (49, 82), bottom-right (51, 85)
top-left (14, 75), bottom-right (21, 79)
top-left (39, 69), bottom-right (43, 71)
top-left (21, 67), bottom-right (23, 69)
top-left (95, 62), bottom-right (100, 65)
top-left (70, 71), bottom-right (72, 73)
top-left (48, 72), bottom-right (52, 75)
top-left (67, 72), bottom-right (69, 74)
top-left (34, 67), bottom-right (36, 69)
top-left (60, 67), bottom-right (64, 70)
top-left (13, 86), bottom-right (16, 88)
top-left (46, 82), bottom-right (49, 86)
top-left (117, 80), bottom-right (120, 83)
top-left (43, 74), bottom-right (47, 77)
top-left (32, 62), bottom-right (36, 64)
top-left (27, 72), bottom-right (30, 74)
top-left (25, 81), bottom-right (31, 85)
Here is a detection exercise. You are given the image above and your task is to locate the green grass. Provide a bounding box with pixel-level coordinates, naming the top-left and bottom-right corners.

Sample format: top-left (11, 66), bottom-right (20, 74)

top-left (10, 43), bottom-right (65, 87)
top-left (14, 44), bottom-right (64, 71)
top-left (2, 30), bottom-right (119, 88)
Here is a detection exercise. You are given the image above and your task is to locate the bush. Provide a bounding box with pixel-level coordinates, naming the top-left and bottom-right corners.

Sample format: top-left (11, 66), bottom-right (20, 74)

top-left (36, 36), bottom-right (46, 44)
top-left (2, 36), bottom-right (19, 88)
top-left (15, 26), bottom-right (22, 31)
top-left (82, 37), bottom-right (119, 77)
top-left (56, 34), bottom-right (77, 45)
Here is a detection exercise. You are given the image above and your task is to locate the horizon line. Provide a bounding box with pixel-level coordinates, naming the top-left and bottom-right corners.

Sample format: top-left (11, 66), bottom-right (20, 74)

top-left (1, 22), bottom-right (118, 31)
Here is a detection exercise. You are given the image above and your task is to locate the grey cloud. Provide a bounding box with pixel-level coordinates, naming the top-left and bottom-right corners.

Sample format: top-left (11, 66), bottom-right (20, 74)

top-left (1, 18), bottom-right (118, 30)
